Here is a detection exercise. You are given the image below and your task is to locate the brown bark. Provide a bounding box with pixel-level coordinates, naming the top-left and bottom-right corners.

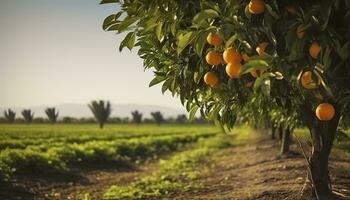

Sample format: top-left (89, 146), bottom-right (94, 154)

top-left (280, 127), bottom-right (291, 155)
top-left (300, 101), bottom-right (341, 198)
top-left (271, 125), bottom-right (276, 139)
top-left (278, 125), bottom-right (283, 141)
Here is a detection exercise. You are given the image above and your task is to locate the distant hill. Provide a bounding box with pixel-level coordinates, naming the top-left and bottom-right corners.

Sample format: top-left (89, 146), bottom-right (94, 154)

top-left (0, 104), bottom-right (187, 118)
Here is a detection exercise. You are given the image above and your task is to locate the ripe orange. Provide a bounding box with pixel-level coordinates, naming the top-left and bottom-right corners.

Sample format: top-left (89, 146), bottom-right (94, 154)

top-left (248, 0), bottom-right (265, 14)
top-left (309, 41), bottom-right (321, 59)
top-left (296, 25), bottom-right (305, 39)
top-left (316, 103), bottom-right (335, 121)
top-left (207, 33), bottom-right (223, 46)
top-left (226, 62), bottom-right (241, 78)
top-left (204, 71), bottom-right (219, 87)
top-left (256, 42), bottom-right (269, 56)
top-left (206, 51), bottom-right (222, 66)
top-left (301, 71), bottom-right (320, 90)
top-left (242, 53), bottom-right (251, 62)
top-left (223, 47), bottom-right (242, 64)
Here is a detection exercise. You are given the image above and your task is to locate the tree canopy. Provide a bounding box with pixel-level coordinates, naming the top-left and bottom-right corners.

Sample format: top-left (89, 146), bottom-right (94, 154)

top-left (101, 0), bottom-right (350, 129)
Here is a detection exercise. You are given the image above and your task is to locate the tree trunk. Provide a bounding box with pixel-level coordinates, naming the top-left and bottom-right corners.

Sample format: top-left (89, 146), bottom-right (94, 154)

top-left (271, 125), bottom-right (276, 139)
top-left (99, 123), bottom-right (104, 129)
top-left (280, 127), bottom-right (291, 155)
top-left (278, 125), bottom-right (283, 141)
top-left (300, 101), bottom-right (340, 198)
top-left (307, 117), bottom-right (340, 198)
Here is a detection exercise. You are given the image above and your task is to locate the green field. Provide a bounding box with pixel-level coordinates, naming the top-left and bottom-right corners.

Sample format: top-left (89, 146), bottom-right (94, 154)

top-left (295, 128), bottom-right (350, 153)
top-left (0, 124), bottom-right (222, 183)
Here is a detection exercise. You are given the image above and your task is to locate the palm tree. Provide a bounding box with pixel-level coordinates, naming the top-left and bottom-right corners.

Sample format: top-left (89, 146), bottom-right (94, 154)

top-left (88, 100), bottom-right (111, 129)
top-left (151, 111), bottom-right (164, 125)
top-left (21, 109), bottom-right (34, 124)
top-left (45, 107), bottom-right (59, 124)
top-left (131, 110), bottom-right (143, 125)
top-left (4, 109), bottom-right (16, 124)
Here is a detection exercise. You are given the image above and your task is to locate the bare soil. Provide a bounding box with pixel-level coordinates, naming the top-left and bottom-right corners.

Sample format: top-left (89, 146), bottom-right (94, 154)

top-left (169, 133), bottom-right (350, 200)
top-left (0, 162), bottom-right (157, 200)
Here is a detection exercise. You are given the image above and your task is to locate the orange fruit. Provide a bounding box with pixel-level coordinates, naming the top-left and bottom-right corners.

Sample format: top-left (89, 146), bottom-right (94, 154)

top-left (204, 71), bottom-right (219, 87)
top-left (296, 25), bottom-right (305, 39)
top-left (316, 103), bottom-right (335, 121)
top-left (256, 42), bottom-right (269, 56)
top-left (250, 69), bottom-right (266, 78)
top-left (226, 62), bottom-right (241, 78)
top-left (301, 71), bottom-right (320, 90)
top-left (285, 5), bottom-right (296, 15)
top-left (207, 33), bottom-right (223, 46)
top-left (206, 51), bottom-right (222, 66)
top-left (242, 53), bottom-right (251, 62)
top-left (248, 0), bottom-right (265, 14)
top-left (309, 41), bottom-right (321, 59)
top-left (223, 47), bottom-right (242, 64)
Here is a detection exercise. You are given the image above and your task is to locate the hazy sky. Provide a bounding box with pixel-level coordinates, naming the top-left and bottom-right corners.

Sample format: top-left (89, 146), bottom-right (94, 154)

top-left (0, 0), bottom-right (182, 109)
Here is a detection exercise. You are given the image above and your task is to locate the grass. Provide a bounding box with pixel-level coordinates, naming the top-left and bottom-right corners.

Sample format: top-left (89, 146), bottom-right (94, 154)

top-left (294, 128), bottom-right (350, 152)
top-left (103, 127), bottom-right (251, 200)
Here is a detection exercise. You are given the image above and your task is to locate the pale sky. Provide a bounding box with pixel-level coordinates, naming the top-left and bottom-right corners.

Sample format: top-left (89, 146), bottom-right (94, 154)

top-left (0, 0), bottom-right (182, 109)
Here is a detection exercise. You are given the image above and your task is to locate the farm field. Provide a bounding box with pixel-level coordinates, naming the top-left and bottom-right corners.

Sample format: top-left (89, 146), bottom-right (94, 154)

top-left (0, 124), bottom-right (349, 199)
top-left (0, 124), bottom-right (224, 199)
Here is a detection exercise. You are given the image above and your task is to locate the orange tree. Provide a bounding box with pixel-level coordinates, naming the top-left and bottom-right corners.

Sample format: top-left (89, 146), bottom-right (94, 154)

top-left (239, 93), bottom-right (299, 155)
top-left (101, 0), bottom-right (350, 197)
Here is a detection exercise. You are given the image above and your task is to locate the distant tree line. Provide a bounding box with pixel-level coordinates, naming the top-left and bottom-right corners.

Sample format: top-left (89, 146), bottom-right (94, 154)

top-left (0, 100), bottom-right (210, 128)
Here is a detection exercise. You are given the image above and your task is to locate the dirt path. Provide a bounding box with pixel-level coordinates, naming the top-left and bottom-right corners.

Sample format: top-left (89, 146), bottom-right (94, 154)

top-left (170, 133), bottom-right (350, 200)
top-left (38, 162), bottom-right (157, 200)
top-left (42, 161), bottom-right (161, 200)
top-left (1, 161), bottom-right (157, 200)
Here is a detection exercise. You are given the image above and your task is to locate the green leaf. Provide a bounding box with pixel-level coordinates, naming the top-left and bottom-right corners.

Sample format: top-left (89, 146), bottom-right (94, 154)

top-left (119, 32), bottom-right (136, 51)
top-left (240, 40), bottom-right (252, 53)
top-left (143, 18), bottom-right (158, 33)
top-left (161, 79), bottom-right (170, 94)
top-left (177, 31), bottom-right (194, 54)
top-left (239, 60), bottom-right (269, 75)
top-left (117, 16), bottom-right (139, 33)
top-left (314, 70), bottom-right (335, 98)
top-left (194, 72), bottom-right (201, 84)
top-left (100, 0), bottom-right (118, 4)
top-left (225, 34), bottom-right (238, 48)
top-left (192, 9), bottom-right (219, 25)
top-left (264, 4), bottom-right (279, 19)
top-left (103, 13), bottom-right (122, 30)
top-left (189, 105), bottom-right (199, 121)
top-left (149, 76), bottom-right (166, 87)
top-left (194, 31), bottom-right (208, 56)
top-left (253, 72), bottom-right (274, 91)
top-left (155, 22), bottom-right (163, 41)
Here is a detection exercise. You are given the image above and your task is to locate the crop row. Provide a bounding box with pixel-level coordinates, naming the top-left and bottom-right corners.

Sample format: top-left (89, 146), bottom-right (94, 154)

top-left (0, 132), bottom-right (216, 183)
top-left (0, 131), bottom-right (207, 151)
top-left (0, 125), bottom-right (217, 150)
top-left (103, 134), bottom-right (240, 200)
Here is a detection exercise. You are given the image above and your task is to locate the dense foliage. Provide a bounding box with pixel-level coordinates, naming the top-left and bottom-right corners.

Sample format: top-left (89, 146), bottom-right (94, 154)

top-left (101, 0), bottom-right (350, 128)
